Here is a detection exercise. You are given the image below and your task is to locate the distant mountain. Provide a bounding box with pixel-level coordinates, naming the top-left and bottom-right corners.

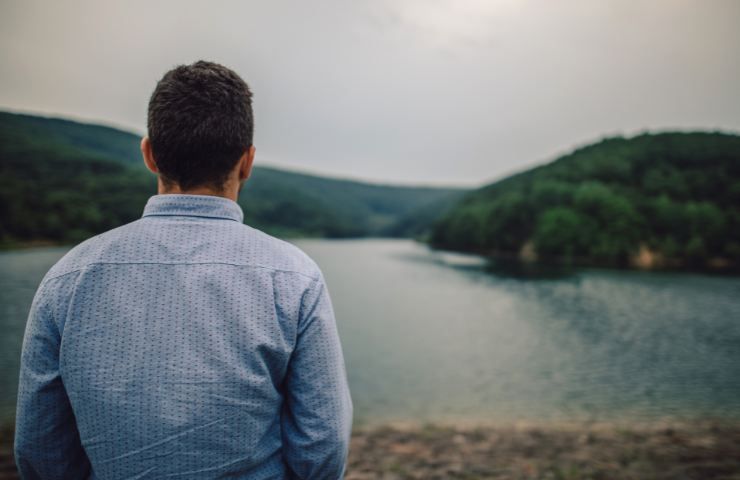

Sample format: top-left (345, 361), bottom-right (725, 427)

top-left (241, 167), bottom-right (465, 238)
top-left (0, 111), bottom-right (465, 246)
top-left (0, 111), bottom-right (144, 165)
top-left (431, 132), bottom-right (740, 270)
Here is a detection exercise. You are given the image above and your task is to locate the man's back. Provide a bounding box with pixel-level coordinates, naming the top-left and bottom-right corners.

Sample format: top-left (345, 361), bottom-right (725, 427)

top-left (15, 194), bottom-right (353, 479)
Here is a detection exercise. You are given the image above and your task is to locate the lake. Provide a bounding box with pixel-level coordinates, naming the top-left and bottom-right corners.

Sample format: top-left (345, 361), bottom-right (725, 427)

top-left (1, 239), bottom-right (740, 425)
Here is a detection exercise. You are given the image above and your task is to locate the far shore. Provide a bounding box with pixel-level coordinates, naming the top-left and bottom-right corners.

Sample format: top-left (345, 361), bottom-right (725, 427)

top-left (433, 243), bottom-right (740, 275)
top-left (3, 237), bottom-right (740, 276)
top-left (0, 239), bottom-right (67, 251)
top-left (2, 419), bottom-right (739, 479)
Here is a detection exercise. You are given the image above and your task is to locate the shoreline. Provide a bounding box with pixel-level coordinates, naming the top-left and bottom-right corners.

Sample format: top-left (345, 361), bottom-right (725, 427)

top-left (3, 238), bottom-right (740, 277)
top-left (346, 419), bottom-right (740, 479)
top-left (430, 242), bottom-right (740, 275)
top-left (0, 240), bottom-right (68, 251)
top-left (2, 419), bottom-right (739, 479)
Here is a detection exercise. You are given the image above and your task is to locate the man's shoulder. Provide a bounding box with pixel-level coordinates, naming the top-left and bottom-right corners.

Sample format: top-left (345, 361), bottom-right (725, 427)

top-left (41, 220), bottom-right (145, 282)
top-left (232, 223), bottom-right (322, 280)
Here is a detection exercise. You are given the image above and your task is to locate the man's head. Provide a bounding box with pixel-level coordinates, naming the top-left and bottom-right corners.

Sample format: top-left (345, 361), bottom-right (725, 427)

top-left (141, 60), bottom-right (255, 197)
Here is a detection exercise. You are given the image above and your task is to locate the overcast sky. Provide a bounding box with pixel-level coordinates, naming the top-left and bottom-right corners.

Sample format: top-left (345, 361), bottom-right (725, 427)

top-left (1, 0), bottom-right (738, 186)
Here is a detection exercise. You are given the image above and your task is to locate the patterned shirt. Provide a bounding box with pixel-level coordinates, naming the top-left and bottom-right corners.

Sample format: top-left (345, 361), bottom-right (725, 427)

top-left (15, 194), bottom-right (353, 479)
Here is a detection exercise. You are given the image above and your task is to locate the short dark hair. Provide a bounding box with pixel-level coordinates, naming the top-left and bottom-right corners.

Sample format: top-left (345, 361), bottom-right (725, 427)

top-left (147, 60), bottom-right (254, 190)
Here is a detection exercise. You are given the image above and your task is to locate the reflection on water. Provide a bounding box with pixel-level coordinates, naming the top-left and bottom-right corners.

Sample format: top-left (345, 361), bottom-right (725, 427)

top-left (483, 258), bottom-right (578, 280)
top-left (297, 239), bottom-right (740, 424)
top-left (1, 239), bottom-right (740, 425)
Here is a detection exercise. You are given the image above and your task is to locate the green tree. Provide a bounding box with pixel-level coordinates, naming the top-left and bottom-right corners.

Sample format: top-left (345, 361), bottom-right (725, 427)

top-left (533, 207), bottom-right (594, 260)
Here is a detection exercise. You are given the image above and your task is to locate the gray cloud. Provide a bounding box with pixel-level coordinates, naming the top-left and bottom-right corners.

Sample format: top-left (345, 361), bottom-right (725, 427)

top-left (1, 0), bottom-right (738, 186)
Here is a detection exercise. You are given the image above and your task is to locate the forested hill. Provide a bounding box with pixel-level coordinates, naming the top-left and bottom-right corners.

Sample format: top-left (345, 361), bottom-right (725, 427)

top-left (0, 111), bottom-right (464, 246)
top-left (431, 132), bottom-right (740, 270)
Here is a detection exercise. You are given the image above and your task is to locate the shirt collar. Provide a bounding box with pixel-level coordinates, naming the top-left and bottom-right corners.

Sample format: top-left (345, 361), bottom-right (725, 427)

top-left (142, 194), bottom-right (244, 223)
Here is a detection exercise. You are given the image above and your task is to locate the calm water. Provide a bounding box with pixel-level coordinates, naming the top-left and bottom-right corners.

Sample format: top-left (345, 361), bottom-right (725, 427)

top-left (1, 239), bottom-right (740, 424)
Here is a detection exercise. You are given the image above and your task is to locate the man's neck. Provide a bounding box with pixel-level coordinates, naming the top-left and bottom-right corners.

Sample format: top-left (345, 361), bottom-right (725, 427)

top-left (157, 179), bottom-right (239, 202)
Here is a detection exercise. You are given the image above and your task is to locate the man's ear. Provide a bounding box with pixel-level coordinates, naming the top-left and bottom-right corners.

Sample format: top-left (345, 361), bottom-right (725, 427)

top-left (239, 145), bottom-right (256, 181)
top-left (141, 137), bottom-right (159, 174)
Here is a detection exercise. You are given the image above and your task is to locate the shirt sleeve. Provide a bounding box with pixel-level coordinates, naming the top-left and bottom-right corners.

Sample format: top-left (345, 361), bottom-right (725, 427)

top-left (281, 273), bottom-right (353, 480)
top-left (14, 275), bottom-right (92, 479)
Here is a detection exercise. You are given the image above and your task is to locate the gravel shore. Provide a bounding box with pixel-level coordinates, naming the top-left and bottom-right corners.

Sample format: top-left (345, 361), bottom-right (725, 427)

top-left (347, 420), bottom-right (740, 479)
top-left (2, 420), bottom-right (739, 479)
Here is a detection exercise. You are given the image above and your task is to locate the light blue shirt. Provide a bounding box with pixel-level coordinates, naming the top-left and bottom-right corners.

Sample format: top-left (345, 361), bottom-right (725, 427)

top-left (15, 194), bottom-right (353, 479)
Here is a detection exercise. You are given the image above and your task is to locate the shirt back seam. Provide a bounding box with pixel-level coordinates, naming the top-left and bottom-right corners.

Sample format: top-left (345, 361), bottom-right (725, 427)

top-left (43, 261), bottom-right (320, 283)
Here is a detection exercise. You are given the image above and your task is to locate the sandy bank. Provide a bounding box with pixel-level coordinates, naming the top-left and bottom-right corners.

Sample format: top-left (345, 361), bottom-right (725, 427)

top-left (2, 420), bottom-right (739, 479)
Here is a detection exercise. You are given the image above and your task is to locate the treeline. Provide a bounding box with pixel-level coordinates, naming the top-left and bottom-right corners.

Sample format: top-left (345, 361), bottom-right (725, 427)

top-left (431, 132), bottom-right (740, 270)
top-left (7, 111), bottom-right (736, 270)
top-left (0, 111), bottom-right (463, 246)
top-left (0, 114), bottom-right (154, 244)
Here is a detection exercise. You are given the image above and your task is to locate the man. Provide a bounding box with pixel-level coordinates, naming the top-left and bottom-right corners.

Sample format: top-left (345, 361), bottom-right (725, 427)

top-left (15, 61), bottom-right (353, 479)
